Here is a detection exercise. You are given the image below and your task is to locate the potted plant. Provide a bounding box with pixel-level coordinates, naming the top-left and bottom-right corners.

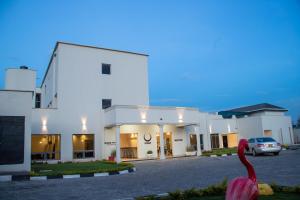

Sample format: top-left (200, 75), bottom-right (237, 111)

top-left (108, 149), bottom-right (116, 161)
top-left (185, 146), bottom-right (197, 156)
top-left (146, 150), bottom-right (153, 158)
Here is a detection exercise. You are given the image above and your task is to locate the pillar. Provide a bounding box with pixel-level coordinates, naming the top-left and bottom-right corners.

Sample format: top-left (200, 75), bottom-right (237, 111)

top-left (115, 125), bottom-right (121, 163)
top-left (159, 124), bottom-right (165, 159)
top-left (195, 126), bottom-right (202, 156)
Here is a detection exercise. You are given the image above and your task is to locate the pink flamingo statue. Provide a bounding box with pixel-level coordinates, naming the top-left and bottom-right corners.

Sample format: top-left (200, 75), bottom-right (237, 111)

top-left (226, 139), bottom-right (259, 200)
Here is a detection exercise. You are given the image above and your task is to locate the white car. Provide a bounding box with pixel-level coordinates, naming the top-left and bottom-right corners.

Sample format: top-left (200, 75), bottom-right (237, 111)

top-left (247, 137), bottom-right (281, 156)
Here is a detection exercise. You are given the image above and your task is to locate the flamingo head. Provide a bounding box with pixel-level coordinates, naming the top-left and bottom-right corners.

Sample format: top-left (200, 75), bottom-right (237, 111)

top-left (238, 139), bottom-right (249, 154)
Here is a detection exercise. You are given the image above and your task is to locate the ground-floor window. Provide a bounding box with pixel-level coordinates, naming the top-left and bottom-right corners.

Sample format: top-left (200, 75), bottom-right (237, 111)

top-left (31, 134), bottom-right (61, 160)
top-left (190, 134), bottom-right (204, 150)
top-left (73, 134), bottom-right (94, 159)
top-left (210, 134), bottom-right (220, 149)
top-left (120, 133), bottom-right (138, 159)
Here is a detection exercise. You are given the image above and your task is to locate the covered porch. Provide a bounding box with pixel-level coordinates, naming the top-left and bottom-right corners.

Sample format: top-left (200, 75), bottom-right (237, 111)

top-left (104, 105), bottom-right (202, 163)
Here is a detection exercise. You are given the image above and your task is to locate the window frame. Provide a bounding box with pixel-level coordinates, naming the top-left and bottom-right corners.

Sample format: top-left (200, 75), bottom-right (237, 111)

top-left (102, 99), bottom-right (112, 109)
top-left (72, 134), bottom-right (95, 159)
top-left (101, 63), bottom-right (111, 75)
top-left (35, 93), bottom-right (41, 108)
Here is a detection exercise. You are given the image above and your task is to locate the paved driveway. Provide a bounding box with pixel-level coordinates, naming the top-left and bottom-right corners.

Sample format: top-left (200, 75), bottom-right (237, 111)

top-left (1, 150), bottom-right (300, 200)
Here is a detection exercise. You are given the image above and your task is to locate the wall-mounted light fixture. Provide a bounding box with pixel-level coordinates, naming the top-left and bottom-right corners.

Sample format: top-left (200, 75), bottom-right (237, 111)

top-left (227, 124), bottom-right (231, 133)
top-left (140, 111), bottom-right (147, 123)
top-left (42, 118), bottom-right (47, 132)
top-left (81, 118), bottom-right (87, 132)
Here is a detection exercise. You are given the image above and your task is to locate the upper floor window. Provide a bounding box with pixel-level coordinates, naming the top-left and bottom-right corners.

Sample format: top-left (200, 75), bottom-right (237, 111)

top-left (102, 63), bottom-right (111, 75)
top-left (35, 93), bottom-right (41, 108)
top-left (102, 99), bottom-right (111, 109)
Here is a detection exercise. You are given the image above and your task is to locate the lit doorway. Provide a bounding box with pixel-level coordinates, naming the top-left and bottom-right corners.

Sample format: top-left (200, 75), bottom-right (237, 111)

top-left (190, 134), bottom-right (197, 151)
top-left (156, 132), bottom-right (173, 157)
top-left (120, 133), bottom-right (138, 159)
top-left (222, 135), bottom-right (228, 148)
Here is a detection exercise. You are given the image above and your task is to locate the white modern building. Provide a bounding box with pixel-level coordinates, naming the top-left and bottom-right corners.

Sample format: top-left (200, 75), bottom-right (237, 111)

top-left (0, 42), bottom-right (294, 172)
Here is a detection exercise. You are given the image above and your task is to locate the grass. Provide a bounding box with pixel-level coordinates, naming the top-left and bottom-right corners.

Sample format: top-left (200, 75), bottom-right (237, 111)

top-left (136, 180), bottom-right (300, 200)
top-left (31, 160), bottom-right (134, 176)
top-left (202, 147), bottom-right (237, 156)
top-left (165, 193), bottom-right (300, 200)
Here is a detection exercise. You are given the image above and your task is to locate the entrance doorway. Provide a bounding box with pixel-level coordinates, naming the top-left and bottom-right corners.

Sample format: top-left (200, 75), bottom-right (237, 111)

top-left (120, 133), bottom-right (138, 159)
top-left (222, 135), bottom-right (228, 148)
top-left (190, 134), bottom-right (197, 151)
top-left (156, 132), bottom-right (173, 157)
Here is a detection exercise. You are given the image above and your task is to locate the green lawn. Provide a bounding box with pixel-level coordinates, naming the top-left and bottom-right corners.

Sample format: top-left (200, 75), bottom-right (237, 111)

top-left (202, 148), bottom-right (237, 156)
top-left (139, 193), bottom-right (300, 200)
top-left (31, 161), bottom-right (134, 176)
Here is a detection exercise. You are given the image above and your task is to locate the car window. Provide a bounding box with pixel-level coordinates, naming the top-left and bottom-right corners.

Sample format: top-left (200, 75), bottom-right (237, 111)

top-left (248, 139), bottom-right (255, 143)
top-left (256, 137), bottom-right (275, 142)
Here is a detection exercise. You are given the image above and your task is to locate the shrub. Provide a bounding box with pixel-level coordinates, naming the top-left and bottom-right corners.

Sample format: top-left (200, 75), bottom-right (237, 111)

top-left (147, 150), bottom-right (153, 154)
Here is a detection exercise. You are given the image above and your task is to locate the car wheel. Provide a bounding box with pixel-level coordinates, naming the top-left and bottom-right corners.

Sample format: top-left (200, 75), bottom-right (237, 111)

top-left (274, 152), bottom-right (279, 156)
top-left (252, 149), bottom-right (257, 157)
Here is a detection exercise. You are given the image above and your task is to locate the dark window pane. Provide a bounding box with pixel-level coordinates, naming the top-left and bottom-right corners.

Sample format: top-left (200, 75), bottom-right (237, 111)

top-left (35, 93), bottom-right (41, 108)
top-left (102, 63), bottom-right (111, 74)
top-left (102, 99), bottom-right (111, 109)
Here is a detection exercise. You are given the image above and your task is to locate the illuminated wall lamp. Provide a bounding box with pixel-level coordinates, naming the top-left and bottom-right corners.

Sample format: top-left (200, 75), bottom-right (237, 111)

top-left (82, 118), bottom-right (87, 131)
top-left (42, 119), bottom-right (47, 132)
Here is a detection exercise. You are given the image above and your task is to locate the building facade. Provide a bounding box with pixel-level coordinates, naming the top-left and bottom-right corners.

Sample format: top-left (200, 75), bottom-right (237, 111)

top-left (0, 42), bottom-right (294, 172)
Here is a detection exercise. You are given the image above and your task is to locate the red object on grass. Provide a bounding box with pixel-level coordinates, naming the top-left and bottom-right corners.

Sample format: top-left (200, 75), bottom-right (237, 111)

top-left (226, 139), bottom-right (259, 200)
top-left (108, 156), bottom-right (115, 161)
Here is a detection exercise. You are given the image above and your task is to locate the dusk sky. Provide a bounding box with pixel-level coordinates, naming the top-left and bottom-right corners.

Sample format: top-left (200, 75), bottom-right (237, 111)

top-left (0, 0), bottom-right (299, 122)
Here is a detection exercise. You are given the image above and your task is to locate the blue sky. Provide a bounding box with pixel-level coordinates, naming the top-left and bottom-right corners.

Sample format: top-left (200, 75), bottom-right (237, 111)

top-left (0, 0), bottom-right (300, 122)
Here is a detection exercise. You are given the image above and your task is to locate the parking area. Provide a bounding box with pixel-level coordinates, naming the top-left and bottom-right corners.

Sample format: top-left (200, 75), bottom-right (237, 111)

top-left (0, 150), bottom-right (299, 200)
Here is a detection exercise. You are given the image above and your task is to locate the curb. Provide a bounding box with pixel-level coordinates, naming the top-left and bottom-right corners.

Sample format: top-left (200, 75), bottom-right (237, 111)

top-left (208, 153), bottom-right (237, 157)
top-left (0, 167), bottom-right (136, 182)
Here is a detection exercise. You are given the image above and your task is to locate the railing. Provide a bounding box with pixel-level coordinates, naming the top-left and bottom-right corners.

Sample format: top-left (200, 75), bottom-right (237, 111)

top-left (31, 151), bottom-right (60, 160)
top-left (73, 150), bottom-right (94, 159)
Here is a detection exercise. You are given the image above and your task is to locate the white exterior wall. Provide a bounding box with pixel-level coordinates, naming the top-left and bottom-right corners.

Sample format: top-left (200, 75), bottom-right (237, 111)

top-left (5, 69), bottom-right (36, 92)
top-left (32, 43), bottom-right (149, 162)
top-left (5, 68), bottom-right (36, 108)
top-left (0, 91), bottom-right (32, 172)
top-left (236, 116), bottom-right (263, 139)
top-left (104, 105), bottom-right (199, 126)
top-left (41, 52), bottom-right (58, 108)
top-left (261, 115), bottom-right (293, 144)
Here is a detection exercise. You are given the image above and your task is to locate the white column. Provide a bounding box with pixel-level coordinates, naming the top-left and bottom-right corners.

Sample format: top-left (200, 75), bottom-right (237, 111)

top-left (115, 125), bottom-right (121, 163)
top-left (195, 126), bottom-right (202, 156)
top-left (186, 132), bottom-right (190, 147)
top-left (159, 124), bottom-right (165, 160)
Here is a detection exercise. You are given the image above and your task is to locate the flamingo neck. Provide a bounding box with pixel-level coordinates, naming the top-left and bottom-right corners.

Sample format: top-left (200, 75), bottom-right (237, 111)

top-left (238, 140), bottom-right (257, 182)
